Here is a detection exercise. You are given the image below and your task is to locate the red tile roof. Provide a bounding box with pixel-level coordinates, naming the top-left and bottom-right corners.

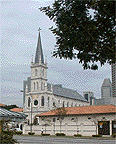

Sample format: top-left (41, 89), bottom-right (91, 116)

top-left (0, 103), bottom-right (6, 107)
top-left (10, 108), bottom-right (23, 112)
top-left (36, 105), bottom-right (116, 117)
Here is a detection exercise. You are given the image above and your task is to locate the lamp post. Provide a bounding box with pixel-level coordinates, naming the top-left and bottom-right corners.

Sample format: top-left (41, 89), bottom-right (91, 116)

top-left (30, 94), bottom-right (32, 133)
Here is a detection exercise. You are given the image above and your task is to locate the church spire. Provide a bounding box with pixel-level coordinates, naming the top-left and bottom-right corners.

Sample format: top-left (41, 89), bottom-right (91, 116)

top-left (35, 28), bottom-right (44, 64)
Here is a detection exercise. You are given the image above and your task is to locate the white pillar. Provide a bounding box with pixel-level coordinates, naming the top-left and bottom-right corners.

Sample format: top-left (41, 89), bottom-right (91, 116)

top-left (110, 120), bottom-right (112, 136)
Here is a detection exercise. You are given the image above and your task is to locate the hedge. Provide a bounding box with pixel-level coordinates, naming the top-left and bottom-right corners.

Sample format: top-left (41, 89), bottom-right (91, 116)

top-left (112, 134), bottom-right (116, 138)
top-left (92, 134), bottom-right (102, 137)
top-left (74, 134), bottom-right (82, 137)
top-left (55, 133), bottom-right (65, 136)
top-left (41, 133), bottom-right (50, 136)
top-left (28, 132), bottom-right (35, 135)
top-left (14, 131), bottom-right (23, 135)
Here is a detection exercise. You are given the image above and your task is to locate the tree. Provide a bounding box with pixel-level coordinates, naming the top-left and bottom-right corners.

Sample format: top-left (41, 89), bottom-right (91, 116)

top-left (40, 0), bottom-right (115, 70)
top-left (0, 119), bottom-right (17, 144)
top-left (54, 107), bottom-right (67, 133)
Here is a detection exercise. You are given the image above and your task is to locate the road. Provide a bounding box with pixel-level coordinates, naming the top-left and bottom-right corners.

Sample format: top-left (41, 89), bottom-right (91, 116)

top-left (13, 135), bottom-right (116, 144)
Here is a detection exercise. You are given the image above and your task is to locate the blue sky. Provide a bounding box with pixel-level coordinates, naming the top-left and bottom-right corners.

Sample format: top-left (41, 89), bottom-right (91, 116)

top-left (1, 0), bottom-right (111, 107)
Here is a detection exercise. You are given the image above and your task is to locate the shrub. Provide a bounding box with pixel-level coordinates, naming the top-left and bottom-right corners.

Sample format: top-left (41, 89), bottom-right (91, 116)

top-left (55, 133), bottom-right (65, 136)
top-left (41, 133), bottom-right (50, 136)
top-left (74, 134), bottom-right (82, 137)
top-left (14, 131), bottom-right (23, 135)
top-left (92, 134), bottom-right (102, 137)
top-left (112, 134), bottom-right (116, 138)
top-left (28, 132), bottom-right (35, 135)
top-left (1, 131), bottom-right (17, 143)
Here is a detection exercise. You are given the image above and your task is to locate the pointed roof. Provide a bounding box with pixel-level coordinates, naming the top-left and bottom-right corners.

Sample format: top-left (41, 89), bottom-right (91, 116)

top-left (35, 30), bottom-right (44, 64)
top-left (102, 78), bottom-right (112, 87)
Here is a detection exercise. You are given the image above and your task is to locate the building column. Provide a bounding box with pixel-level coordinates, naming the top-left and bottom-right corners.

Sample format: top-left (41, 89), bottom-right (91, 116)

top-left (65, 123), bottom-right (68, 135)
top-left (81, 123), bottom-right (83, 136)
top-left (110, 120), bottom-right (112, 136)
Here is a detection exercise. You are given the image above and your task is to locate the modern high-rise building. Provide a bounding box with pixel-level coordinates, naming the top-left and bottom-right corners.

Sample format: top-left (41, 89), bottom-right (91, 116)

top-left (111, 63), bottom-right (116, 97)
top-left (101, 78), bottom-right (112, 98)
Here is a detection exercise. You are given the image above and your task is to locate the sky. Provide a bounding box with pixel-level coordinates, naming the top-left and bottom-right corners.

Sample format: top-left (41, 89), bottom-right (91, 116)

top-left (1, 0), bottom-right (112, 107)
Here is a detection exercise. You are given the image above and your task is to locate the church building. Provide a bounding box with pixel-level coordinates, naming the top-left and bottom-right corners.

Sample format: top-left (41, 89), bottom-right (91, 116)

top-left (23, 30), bottom-right (89, 124)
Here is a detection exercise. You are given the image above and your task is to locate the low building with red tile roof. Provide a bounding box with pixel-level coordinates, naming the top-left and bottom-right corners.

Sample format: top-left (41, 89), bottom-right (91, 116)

top-left (10, 108), bottom-right (23, 113)
top-left (36, 105), bottom-right (116, 117)
top-left (23, 105), bottom-right (116, 136)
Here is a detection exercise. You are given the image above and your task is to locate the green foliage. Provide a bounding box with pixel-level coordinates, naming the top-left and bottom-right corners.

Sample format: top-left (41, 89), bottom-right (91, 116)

top-left (0, 119), bottom-right (17, 144)
top-left (1, 105), bottom-right (19, 110)
top-left (74, 134), bottom-right (82, 137)
top-left (14, 131), bottom-right (23, 135)
top-left (41, 133), bottom-right (50, 136)
top-left (28, 132), bottom-right (35, 135)
top-left (92, 134), bottom-right (102, 137)
top-left (55, 133), bottom-right (65, 136)
top-left (40, 0), bottom-right (115, 70)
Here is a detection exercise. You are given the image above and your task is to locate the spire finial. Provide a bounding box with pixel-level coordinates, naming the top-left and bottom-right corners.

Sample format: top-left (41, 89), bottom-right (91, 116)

top-left (38, 27), bottom-right (41, 32)
top-left (31, 55), bottom-right (33, 64)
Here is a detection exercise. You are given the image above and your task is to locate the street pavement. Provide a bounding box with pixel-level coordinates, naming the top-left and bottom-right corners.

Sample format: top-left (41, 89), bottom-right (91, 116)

top-left (13, 135), bottom-right (116, 144)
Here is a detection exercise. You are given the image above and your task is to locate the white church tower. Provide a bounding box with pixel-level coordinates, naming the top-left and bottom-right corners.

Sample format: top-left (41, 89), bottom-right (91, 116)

top-left (23, 29), bottom-right (51, 124)
top-left (31, 28), bottom-right (48, 94)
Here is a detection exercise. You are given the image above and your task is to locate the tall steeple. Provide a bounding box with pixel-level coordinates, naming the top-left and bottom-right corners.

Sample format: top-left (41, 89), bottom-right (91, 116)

top-left (35, 28), bottom-right (44, 64)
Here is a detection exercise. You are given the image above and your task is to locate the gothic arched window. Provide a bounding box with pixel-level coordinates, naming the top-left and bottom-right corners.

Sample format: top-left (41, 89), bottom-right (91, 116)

top-left (71, 102), bottom-right (73, 107)
top-left (41, 82), bottom-right (43, 90)
top-left (35, 69), bottom-right (38, 76)
top-left (41, 96), bottom-right (44, 106)
top-left (34, 82), bottom-right (35, 90)
top-left (37, 82), bottom-right (39, 90)
top-left (28, 97), bottom-right (30, 107)
top-left (63, 101), bottom-right (65, 107)
top-left (44, 83), bottom-right (45, 90)
top-left (67, 102), bottom-right (69, 107)
top-left (41, 69), bottom-right (44, 77)
top-left (48, 97), bottom-right (50, 107)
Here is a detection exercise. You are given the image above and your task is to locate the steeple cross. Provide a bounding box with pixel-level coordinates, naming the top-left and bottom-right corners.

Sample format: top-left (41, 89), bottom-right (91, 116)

top-left (38, 27), bottom-right (41, 32)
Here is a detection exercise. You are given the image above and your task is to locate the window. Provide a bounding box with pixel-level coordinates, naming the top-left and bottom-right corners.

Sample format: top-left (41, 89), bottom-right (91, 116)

top-left (84, 94), bottom-right (88, 101)
top-left (71, 118), bottom-right (74, 120)
top-left (42, 69), bottom-right (44, 76)
top-left (34, 100), bottom-right (38, 106)
top-left (37, 82), bottom-right (39, 89)
top-left (41, 82), bottom-right (43, 90)
top-left (58, 100), bottom-right (60, 103)
top-left (28, 97), bottom-right (30, 107)
top-left (53, 102), bottom-right (55, 107)
top-left (44, 83), bottom-right (45, 90)
top-left (34, 82), bottom-right (35, 90)
top-left (67, 102), bottom-right (69, 107)
top-left (75, 103), bottom-right (77, 107)
top-left (48, 97), bottom-right (50, 107)
top-left (63, 101), bottom-right (65, 107)
top-left (53, 118), bottom-right (55, 122)
top-left (41, 96), bottom-right (44, 106)
top-left (35, 69), bottom-right (38, 76)
top-left (71, 102), bottom-right (73, 107)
